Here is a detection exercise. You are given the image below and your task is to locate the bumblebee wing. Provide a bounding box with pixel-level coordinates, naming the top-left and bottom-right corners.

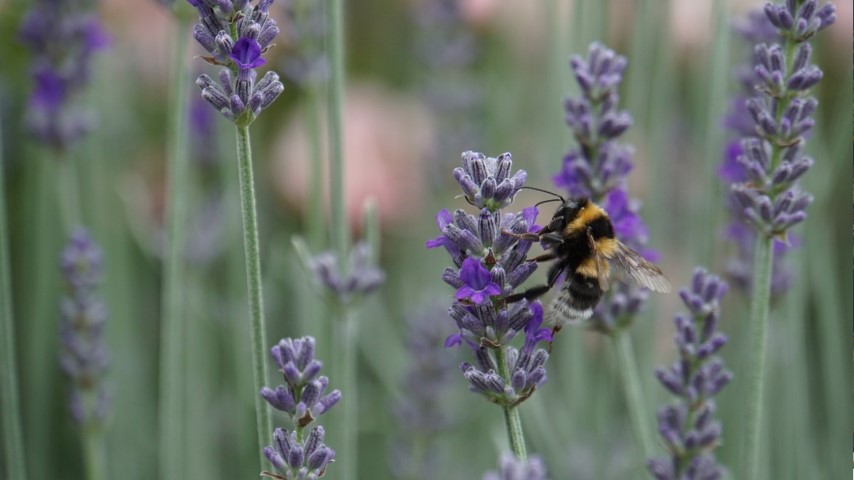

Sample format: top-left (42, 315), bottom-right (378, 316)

top-left (610, 241), bottom-right (672, 293)
top-left (587, 228), bottom-right (610, 292)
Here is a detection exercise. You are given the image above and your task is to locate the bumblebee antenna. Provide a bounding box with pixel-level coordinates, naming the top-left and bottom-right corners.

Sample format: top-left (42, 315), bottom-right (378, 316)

top-left (534, 198), bottom-right (563, 209)
top-left (520, 186), bottom-right (565, 203)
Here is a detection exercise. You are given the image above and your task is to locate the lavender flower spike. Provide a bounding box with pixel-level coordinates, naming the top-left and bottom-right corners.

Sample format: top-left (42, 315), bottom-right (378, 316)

top-left (188, 0), bottom-right (284, 125)
top-left (261, 336), bottom-right (339, 478)
top-left (648, 268), bottom-right (731, 480)
top-left (307, 241), bottom-right (385, 305)
top-left (19, 0), bottom-right (109, 151)
top-left (483, 453), bottom-right (549, 480)
top-left (262, 426), bottom-right (335, 480)
top-left (261, 336), bottom-right (341, 427)
top-left (58, 228), bottom-right (110, 427)
top-left (429, 150), bottom-right (551, 459)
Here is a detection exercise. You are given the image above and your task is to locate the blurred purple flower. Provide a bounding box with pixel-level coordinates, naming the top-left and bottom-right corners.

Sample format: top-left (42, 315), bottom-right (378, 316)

top-left (648, 268), bottom-right (731, 480)
top-left (523, 302), bottom-right (553, 353)
top-left (718, 3), bottom-right (834, 297)
top-left (58, 228), bottom-right (110, 427)
top-left (553, 42), bottom-right (655, 332)
top-left (483, 453), bottom-right (549, 480)
top-left (19, 2), bottom-right (109, 151)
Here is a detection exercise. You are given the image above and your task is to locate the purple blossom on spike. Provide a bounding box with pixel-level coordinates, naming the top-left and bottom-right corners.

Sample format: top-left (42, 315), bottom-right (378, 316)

top-left (279, 0), bottom-right (328, 86)
top-left (456, 257), bottom-right (502, 305)
top-left (261, 337), bottom-right (341, 426)
top-left (483, 453), bottom-right (549, 480)
top-left (188, 0), bottom-right (284, 125)
top-left (308, 241), bottom-right (385, 305)
top-left (58, 228), bottom-right (111, 427)
top-left (262, 426), bottom-right (335, 479)
top-left (413, 0), bottom-right (483, 184)
top-left (648, 268), bottom-right (731, 479)
top-left (390, 302), bottom-right (459, 478)
top-left (19, 0), bottom-right (109, 151)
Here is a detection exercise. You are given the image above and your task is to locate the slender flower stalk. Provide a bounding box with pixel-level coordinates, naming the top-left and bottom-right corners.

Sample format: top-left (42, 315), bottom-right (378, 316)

top-left (186, 0), bottom-right (285, 465)
top-left (159, 10), bottom-right (193, 479)
top-left (236, 123), bottom-right (274, 458)
top-left (721, 3), bottom-right (836, 478)
top-left (428, 151), bottom-right (553, 460)
top-left (648, 268), bottom-right (732, 479)
top-left (554, 42), bottom-right (657, 459)
top-left (59, 229), bottom-right (111, 480)
top-left (260, 336), bottom-right (340, 479)
top-left (0, 113), bottom-right (27, 480)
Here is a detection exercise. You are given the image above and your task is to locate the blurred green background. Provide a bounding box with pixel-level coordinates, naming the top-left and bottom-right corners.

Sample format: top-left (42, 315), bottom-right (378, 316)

top-left (0, 0), bottom-right (851, 478)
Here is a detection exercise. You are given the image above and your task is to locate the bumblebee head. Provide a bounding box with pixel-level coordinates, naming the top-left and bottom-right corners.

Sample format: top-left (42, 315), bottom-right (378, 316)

top-left (554, 197), bottom-right (590, 225)
top-left (559, 197), bottom-right (615, 240)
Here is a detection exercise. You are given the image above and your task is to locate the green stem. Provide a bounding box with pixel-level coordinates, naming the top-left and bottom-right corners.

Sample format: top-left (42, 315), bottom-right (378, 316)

top-left (741, 234), bottom-right (773, 480)
top-left (327, 0), bottom-right (348, 262)
top-left (235, 124), bottom-right (273, 466)
top-left (611, 330), bottom-right (655, 461)
top-left (158, 19), bottom-right (190, 480)
top-left (82, 429), bottom-right (108, 480)
top-left (0, 110), bottom-right (28, 480)
top-left (58, 156), bottom-right (81, 229)
top-left (495, 347), bottom-right (527, 459)
top-left (333, 304), bottom-right (358, 480)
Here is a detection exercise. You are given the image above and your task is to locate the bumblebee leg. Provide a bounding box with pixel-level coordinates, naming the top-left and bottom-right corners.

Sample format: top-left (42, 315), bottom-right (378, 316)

top-left (527, 251), bottom-right (559, 263)
top-left (500, 230), bottom-right (541, 241)
top-left (546, 262), bottom-right (567, 287)
top-left (505, 284), bottom-right (551, 303)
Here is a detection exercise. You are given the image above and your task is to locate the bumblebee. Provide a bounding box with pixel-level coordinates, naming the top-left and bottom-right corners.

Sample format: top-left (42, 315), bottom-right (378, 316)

top-left (505, 194), bottom-right (671, 329)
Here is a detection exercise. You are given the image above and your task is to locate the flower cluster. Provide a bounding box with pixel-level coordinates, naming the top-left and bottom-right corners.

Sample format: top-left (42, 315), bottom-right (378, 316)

top-left (58, 228), bottom-right (110, 426)
top-left (308, 242), bottom-right (385, 305)
top-left (726, 1), bottom-right (835, 241)
top-left (428, 151), bottom-right (551, 406)
top-left (279, 0), bottom-right (328, 87)
top-left (390, 302), bottom-right (459, 478)
top-left (648, 268), bottom-right (732, 480)
top-left (483, 453), bottom-right (549, 480)
top-left (413, 0), bottom-right (483, 183)
top-left (552, 42), bottom-right (654, 332)
top-left (261, 336), bottom-right (339, 478)
top-left (188, 0), bottom-right (285, 125)
top-left (19, 0), bottom-right (109, 151)
top-left (262, 426), bottom-right (336, 480)
top-left (720, 2), bottom-right (834, 298)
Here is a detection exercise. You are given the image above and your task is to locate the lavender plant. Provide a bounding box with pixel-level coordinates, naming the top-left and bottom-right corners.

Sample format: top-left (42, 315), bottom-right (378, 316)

top-left (647, 268), bottom-right (732, 480)
top-left (483, 453), bottom-right (549, 480)
top-left (19, 0), bottom-right (109, 151)
top-left (720, 9), bottom-right (793, 300)
top-left (58, 228), bottom-right (110, 479)
top-left (185, 0), bottom-right (286, 462)
top-left (428, 151), bottom-right (553, 459)
top-left (279, 0), bottom-right (328, 87)
top-left (0, 114), bottom-right (26, 480)
top-left (552, 42), bottom-right (657, 457)
top-left (390, 303), bottom-right (459, 479)
top-left (724, 3), bottom-right (836, 478)
top-left (260, 336), bottom-right (340, 479)
top-left (413, 0), bottom-right (483, 183)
